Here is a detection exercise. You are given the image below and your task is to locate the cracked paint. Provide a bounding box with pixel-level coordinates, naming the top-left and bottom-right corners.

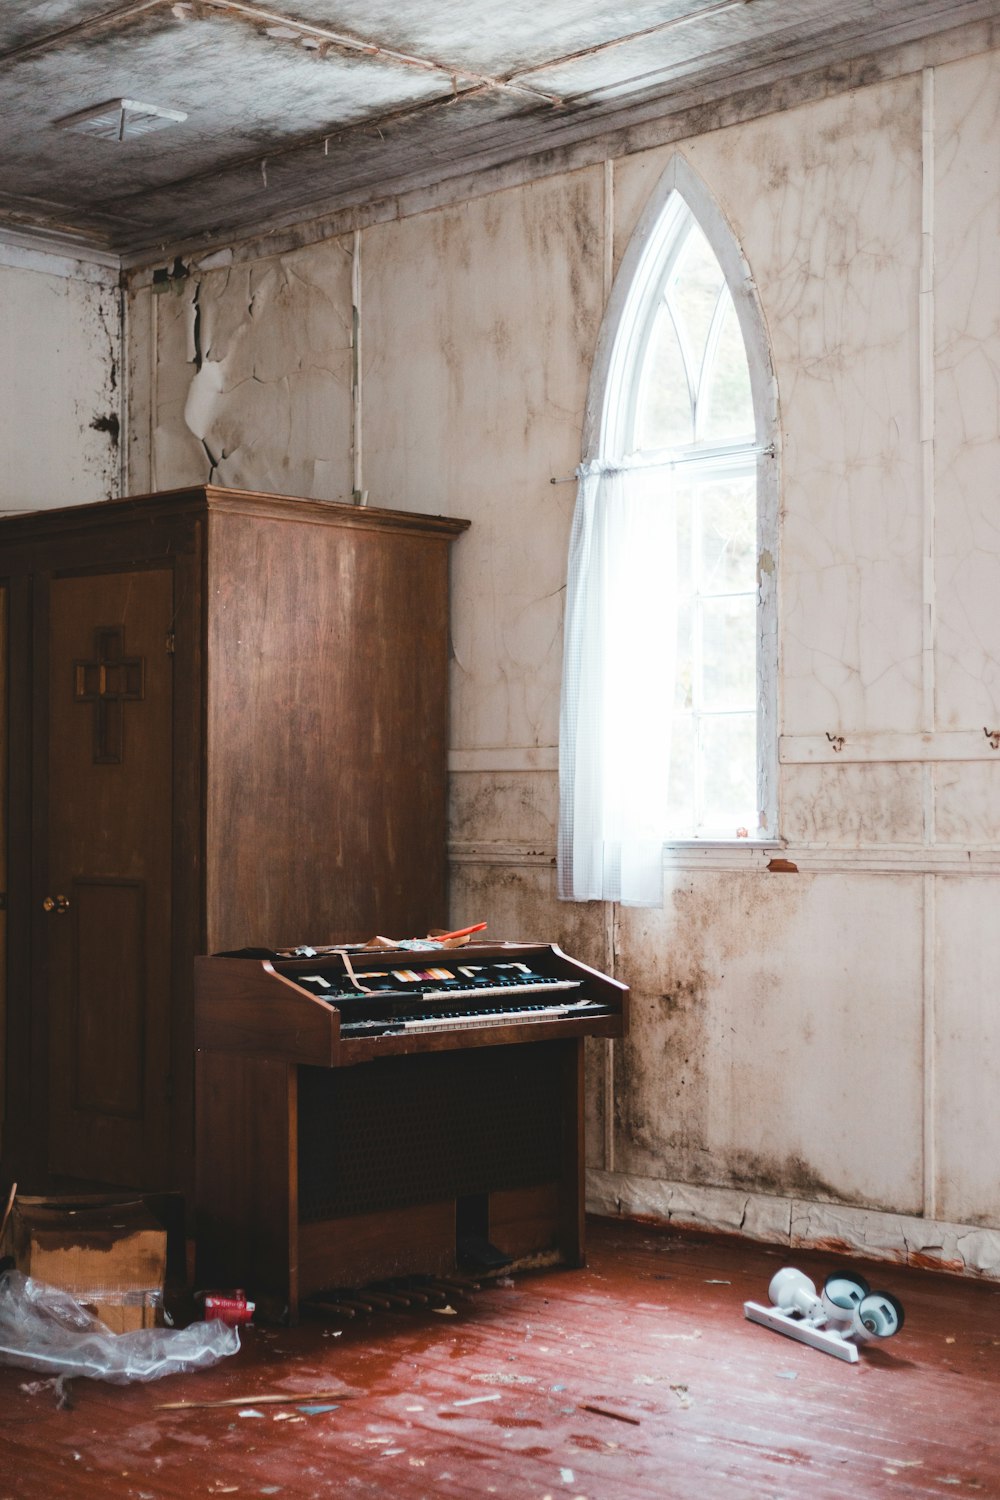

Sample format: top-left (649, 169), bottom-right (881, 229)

top-left (933, 48), bottom-right (1000, 729)
top-left (588, 1172), bottom-right (1000, 1279)
top-left (143, 242), bottom-right (354, 499)
top-left (362, 169), bottom-right (603, 752)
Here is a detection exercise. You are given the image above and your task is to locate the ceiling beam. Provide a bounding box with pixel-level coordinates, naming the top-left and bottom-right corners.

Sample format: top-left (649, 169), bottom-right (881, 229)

top-left (199, 1), bottom-right (562, 102)
top-left (0, 1), bottom-right (163, 63)
top-left (505, 0), bottom-right (753, 84)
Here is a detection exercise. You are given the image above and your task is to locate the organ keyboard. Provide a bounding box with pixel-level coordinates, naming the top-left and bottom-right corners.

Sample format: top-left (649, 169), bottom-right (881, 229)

top-left (194, 942), bottom-right (628, 1316)
top-left (195, 943), bottom-right (626, 1062)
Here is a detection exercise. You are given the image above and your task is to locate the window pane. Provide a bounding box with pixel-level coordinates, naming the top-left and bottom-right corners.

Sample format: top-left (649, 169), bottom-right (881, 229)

top-left (668, 225), bottom-right (724, 384)
top-left (675, 482), bottom-right (694, 594)
top-left (701, 596), bottom-right (756, 712)
top-left (674, 602), bottom-right (693, 710)
top-left (636, 304), bottom-right (692, 449)
top-left (667, 715), bottom-right (695, 832)
top-left (699, 476), bottom-right (756, 593)
top-left (700, 291), bottom-right (754, 443)
top-left (700, 713), bottom-right (756, 834)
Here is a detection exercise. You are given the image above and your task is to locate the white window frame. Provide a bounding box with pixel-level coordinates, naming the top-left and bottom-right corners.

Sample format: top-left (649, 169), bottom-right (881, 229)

top-left (575, 155), bottom-right (779, 859)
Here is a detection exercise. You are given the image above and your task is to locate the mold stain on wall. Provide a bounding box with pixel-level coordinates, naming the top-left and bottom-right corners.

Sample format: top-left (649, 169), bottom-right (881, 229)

top-left (82, 279), bottom-right (123, 495)
top-left (613, 871), bottom-right (820, 1193)
top-left (0, 264), bottom-right (123, 510)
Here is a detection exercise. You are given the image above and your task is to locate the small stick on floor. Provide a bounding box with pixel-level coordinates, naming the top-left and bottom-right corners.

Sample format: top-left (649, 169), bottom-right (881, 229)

top-left (157, 1389), bottom-right (359, 1411)
top-left (578, 1403), bottom-right (641, 1426)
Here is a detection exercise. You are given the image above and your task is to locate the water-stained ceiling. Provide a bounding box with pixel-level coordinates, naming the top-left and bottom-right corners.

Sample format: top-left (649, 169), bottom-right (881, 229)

top-left (1, 0), bottom-right (998, 264)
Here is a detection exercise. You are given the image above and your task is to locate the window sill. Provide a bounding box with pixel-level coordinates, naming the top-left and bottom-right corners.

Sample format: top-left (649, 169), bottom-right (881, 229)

top-left (661, 840), bottom-right (783, 870)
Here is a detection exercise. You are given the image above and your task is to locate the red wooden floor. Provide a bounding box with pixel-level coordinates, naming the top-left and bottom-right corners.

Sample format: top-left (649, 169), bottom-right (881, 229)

top-left (2, 1216), bottom-right (999, 1499)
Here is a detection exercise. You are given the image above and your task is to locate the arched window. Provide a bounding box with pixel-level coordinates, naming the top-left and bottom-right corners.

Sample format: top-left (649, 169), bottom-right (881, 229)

top-left (558, 157), bottom-right (778, 905)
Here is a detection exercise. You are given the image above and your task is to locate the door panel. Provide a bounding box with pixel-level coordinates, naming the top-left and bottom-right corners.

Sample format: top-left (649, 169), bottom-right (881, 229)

top-left (46, 569), bottom-right (173, 1186)
top-left (0, 584), bottom-right (6, 1160)
top-left (71, 879), bottom-right (145, 1118)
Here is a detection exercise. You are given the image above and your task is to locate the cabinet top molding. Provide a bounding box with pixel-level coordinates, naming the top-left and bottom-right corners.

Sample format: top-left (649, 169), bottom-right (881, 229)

top-left (0, 486), bottom-right (471, 548)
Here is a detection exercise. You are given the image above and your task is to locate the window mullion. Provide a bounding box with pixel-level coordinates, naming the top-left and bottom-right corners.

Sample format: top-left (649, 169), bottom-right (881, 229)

top-left (691, 480), bottom-right (705, 838)
top-left (694, 284), bottom-right (729, 442)
top-left (665, 293), bottom-right (698, 425)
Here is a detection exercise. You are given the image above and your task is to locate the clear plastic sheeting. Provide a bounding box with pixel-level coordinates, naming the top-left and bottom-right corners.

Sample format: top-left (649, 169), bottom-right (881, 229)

top-left (0, 1270), bottom-right (241, 1384)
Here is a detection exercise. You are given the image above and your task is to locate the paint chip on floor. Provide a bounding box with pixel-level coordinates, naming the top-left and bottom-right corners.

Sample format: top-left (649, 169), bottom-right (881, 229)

top-left (473, 1372), bottom-right (535, 1386)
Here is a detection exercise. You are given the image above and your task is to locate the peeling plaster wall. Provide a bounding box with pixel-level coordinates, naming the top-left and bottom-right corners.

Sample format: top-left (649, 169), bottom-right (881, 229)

top-left (127, 245), bottom-right (354, 500)
top-left (127, 39), bottom-right (1000, 1279)
top-left (0, 253), bottom-right (121, 511)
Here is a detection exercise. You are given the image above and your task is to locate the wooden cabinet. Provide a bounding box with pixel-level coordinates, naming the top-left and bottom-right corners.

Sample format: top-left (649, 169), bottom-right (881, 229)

top-left (0, 486), bottom-right (468, 1199)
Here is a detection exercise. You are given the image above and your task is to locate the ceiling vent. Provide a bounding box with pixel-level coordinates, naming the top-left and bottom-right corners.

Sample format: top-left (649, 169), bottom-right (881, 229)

top-left (55, 99), bottom-right (187, 141)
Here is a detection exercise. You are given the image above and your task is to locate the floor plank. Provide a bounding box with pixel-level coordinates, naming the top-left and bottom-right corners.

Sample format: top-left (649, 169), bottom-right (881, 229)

top-left (2, 1217), bottom-right (999, 1498)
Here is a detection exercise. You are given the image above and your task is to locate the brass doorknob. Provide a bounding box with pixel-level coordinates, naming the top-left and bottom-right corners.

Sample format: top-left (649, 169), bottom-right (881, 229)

top-left (42, 894), bottom-right (70, 914)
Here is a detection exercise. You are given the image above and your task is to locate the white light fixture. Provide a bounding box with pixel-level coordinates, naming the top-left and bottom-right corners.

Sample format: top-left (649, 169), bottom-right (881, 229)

top-left (55, 99), bottom-right (187, 142)
top-left (744, 1266), bottom-right (905, 1362)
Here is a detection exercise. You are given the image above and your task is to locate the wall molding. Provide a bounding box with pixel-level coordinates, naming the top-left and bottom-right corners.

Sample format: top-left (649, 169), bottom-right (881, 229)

top-left (453, 730), bottom-right (1000, 773)
top-left (450, 838), bottom-right (1000, 875)
top-left (780, 729), bottom-right (1000, 764)
top-left (451, 841), bottom-right (556, 867)
top-left (0, 227), bottom-right (120, 284)
top-left (587, 1169), bottom-right (1000, 1281)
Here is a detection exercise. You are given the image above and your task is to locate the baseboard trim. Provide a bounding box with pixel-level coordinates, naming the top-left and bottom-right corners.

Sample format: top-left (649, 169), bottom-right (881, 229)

top-left (586, 1169), bottom-right (1000, 1280)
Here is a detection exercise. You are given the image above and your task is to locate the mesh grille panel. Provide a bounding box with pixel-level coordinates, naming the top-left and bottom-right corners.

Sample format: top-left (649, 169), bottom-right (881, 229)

top-left (297, 1044), bottom-right (565, 1222)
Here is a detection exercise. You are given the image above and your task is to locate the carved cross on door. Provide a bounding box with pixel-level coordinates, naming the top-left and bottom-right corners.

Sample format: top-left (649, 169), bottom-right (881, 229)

top-left (74, 626), bottom-right (145, 764)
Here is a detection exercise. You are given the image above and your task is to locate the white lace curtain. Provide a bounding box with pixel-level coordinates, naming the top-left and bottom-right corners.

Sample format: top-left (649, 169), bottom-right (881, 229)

top-left (557, 461), bottom-right (676, 906)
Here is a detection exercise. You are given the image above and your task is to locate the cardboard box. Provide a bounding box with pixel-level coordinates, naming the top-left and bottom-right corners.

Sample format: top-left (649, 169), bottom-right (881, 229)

top-left (3, 1196), bottom-right (167, 1332)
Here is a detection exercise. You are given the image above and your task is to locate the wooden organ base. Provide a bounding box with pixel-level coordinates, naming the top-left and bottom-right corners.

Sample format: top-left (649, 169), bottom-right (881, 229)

top-left (195, 1038), bottom-right (585, 1318)
top-left (194, 942), bottom-right (628, 1320)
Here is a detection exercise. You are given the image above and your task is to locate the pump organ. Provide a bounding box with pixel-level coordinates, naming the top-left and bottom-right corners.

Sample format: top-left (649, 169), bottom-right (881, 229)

top-left (194, 942), bottom-right (629, 1316)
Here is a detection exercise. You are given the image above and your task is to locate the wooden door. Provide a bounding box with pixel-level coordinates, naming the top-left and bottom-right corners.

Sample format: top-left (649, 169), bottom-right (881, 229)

top-left (0, 584), bottom-right (6, 1160)
top-left (45, 568), bottom-right (174, 1186)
